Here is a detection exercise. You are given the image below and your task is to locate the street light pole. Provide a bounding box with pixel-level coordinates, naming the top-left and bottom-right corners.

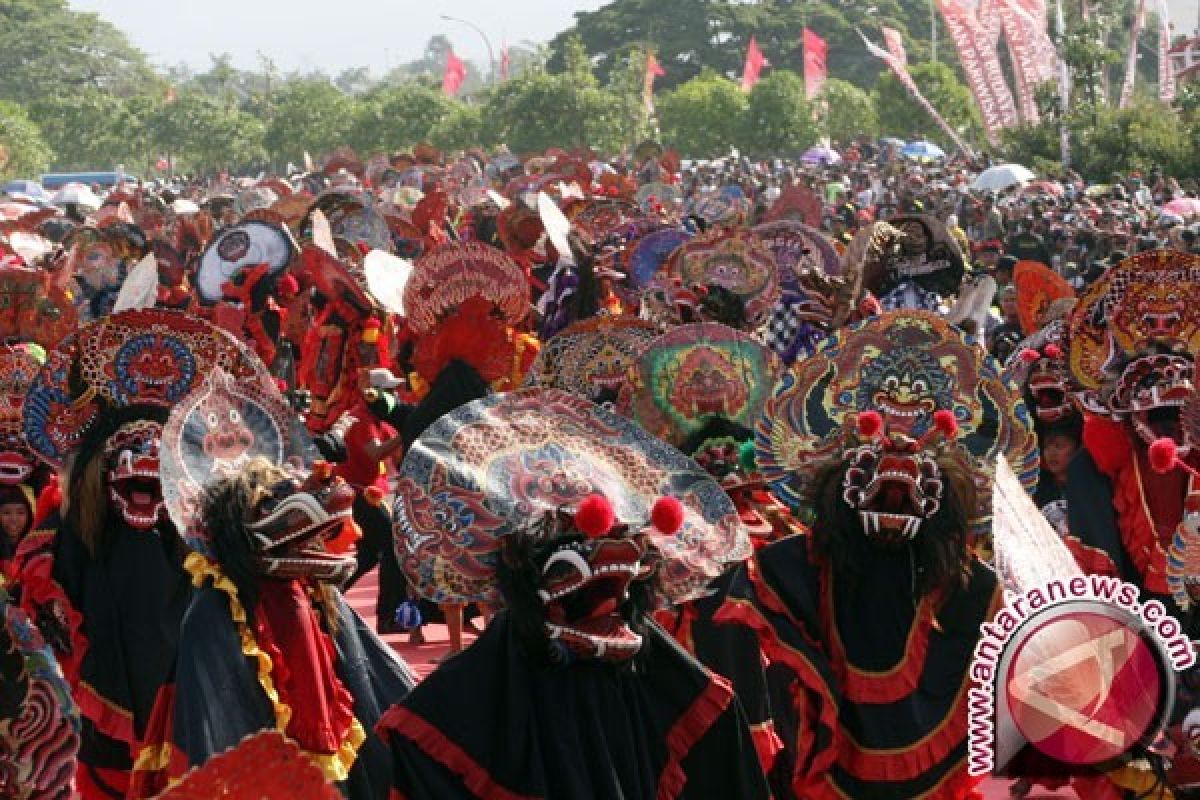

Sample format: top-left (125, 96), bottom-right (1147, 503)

top-left (441, 14), bottom-right (498, 86)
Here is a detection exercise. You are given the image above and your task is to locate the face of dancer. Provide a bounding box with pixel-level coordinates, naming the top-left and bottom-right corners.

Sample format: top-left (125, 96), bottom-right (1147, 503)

top-left (1041, 432), bottom-right (1078, 485)
top-left (0, 501), bottom-right (28, 542)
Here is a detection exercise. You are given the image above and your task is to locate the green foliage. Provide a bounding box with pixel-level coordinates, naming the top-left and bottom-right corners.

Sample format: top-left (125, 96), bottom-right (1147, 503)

top-left (742, 71), bottom-right (818, 158)
top-left (0, 0), bottom-right (160, 104)
top-left (873, 61), bottom-right (982, 148)
top-left (29, 90), bottom-right (154, 171)
top-left (0, 101), bottom-right (51, 179)
top-left (817, 79), bottom-right (879, 145)
top-left (348, 84), bottom-right (458, 154)
top-left (656, 70), bottom-right (748, 156)
top-left (264, 79), bottom-right (356, 164)
top-left (482, 70), bottom-right (626, 155)
top-left (605, 45), bottom-right (658, 152)
top-left (148, 89), bottom-right (267, 175)
top-left (1002, 100), bottom-right (1195, 181)
top-left (429, 103), bottom-right (490, 152)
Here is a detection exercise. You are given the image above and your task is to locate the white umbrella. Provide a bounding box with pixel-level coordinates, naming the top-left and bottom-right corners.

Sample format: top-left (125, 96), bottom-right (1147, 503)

top-left (170, 198), bottom-right (201, 214)
top-left (972, 164), bottom-right (1036, 193)
top-left (51, 183), bottom-right (101, 210)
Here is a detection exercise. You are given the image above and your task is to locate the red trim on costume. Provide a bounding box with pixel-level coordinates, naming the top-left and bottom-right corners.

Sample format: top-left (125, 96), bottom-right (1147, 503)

top-left (654, 603), bottom-right (697, 655)
top-left (376, 706), bottom-right (540, 800)
top-left (76, 679), bottom-right (137, 748)
top-left (78, 763), bottom-right (132, 800)
top-left (1062, 534), bottom-right (1121, 577)
top-left (15, 547), bottom-right (87, 683)
top-left (1082, 417), bottom-right (1176, 593)
top-left (656, 672), bottom-right (735, 800)
top-left (713, 596), bottom-right (840, 798)
top-left (750, 722), bottom-right (784, 773)
top-left (820, 568), bottom-right (937, 704)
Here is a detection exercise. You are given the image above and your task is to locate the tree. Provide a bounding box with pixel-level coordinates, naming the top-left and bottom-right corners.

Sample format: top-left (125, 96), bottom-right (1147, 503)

top-left (0, 101), bottom-right (52, 179)
top-left (348, 83), bottom-right (458, 155)
top-left (873, 61), bottom-right (983, 147)
top-left (817, 79), bottom-right (879, 146)
top-left (429, 103), bottom-right (490, 152)
top-left (0, 0), bottom-right (161, 104)
top-left (264, 79), bottom-right (356, 164)
top-left (548, 0), bottom-right (937, 92)
top-left (149, 89), bottom-right (267, 175)
top-left (482, 70), bottom-right (626, 155)
top-left (30, 89), bottom-right (156, 171)
top-left (656, 70), bottom-right (747, 156)
top-left (742, 70), bottom-right (818, 158)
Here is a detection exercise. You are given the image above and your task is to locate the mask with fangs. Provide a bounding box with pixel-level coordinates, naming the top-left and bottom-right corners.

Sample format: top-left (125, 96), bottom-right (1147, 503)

top-left (104, 420), bottom-right (165, 530)
top-left (499, 496), bottom-right (663, 665)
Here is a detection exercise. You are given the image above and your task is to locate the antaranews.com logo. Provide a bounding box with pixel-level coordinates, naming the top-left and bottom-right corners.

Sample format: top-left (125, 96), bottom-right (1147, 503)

top-left (968, 574), bottom-right (1195, 775)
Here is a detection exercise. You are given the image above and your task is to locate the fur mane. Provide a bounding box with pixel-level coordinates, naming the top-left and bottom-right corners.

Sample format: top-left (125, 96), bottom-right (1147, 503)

top-left (806, 452), bottom-right (976, 600)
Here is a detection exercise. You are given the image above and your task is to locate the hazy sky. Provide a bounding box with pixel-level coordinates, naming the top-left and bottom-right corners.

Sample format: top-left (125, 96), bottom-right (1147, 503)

top-left (70, 0), bottom-right (610, 76)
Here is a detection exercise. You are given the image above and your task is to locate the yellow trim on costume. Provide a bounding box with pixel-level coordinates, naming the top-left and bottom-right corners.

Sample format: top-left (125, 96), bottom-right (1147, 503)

top-left (183, 552), bottom-right (365, 782)
top-left (133, 742), bottom-right (174, 772)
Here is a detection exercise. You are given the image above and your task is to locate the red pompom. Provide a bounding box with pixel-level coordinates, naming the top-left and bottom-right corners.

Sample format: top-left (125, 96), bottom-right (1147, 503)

top-left (575, 494), bottom-right (616, 539)
top-left (932, 409), bottom-right (959, 439)
top-left (356, 241), bottom-right (371, 257)
top-left (651, 496), bottom-right (686, 535)
top-left (277, 273), bottom-right (300, 297)
top-left (856, 411), bottom-right (884, 439)
top-left (1149, 437), bottom-right (1179, 474)
top-left (1019, 348), bottom-right (1041, 364)
top-left (1043, 343), bottom-right (1064, 360)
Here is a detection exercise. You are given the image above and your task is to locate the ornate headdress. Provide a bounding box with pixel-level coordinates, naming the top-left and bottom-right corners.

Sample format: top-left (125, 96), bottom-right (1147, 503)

top-left (393, 388), bottom-right (749, 611)
top-left (624, 322), bottom-right (781, 448)
top-left (757, 311), bottom-right (1038, 539)
top-left (1068, 250), bottom-right (1200, 469)
top-left (525, 315), bottom-right (658, 406)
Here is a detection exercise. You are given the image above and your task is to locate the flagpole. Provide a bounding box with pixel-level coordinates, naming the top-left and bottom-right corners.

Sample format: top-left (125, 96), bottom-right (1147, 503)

top-left (441, 14), bottom-right (497, 86)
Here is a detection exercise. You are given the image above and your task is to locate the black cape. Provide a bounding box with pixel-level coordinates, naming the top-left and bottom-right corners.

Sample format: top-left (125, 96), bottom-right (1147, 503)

top-left (48, 516), bottom-right (192, 776)
top-left (380, 610), bottom-right (770, 799)
top-left (717, 533), bottom-right (999, 799)
top-left (171, 585), bottom-right (416, 799)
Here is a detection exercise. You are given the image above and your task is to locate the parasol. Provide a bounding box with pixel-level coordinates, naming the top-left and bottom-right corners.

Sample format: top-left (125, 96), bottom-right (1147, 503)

top-left (971, 163), bottom-right (1036, 193)
top-left (901, 141), bottom-right (945, 161)
top-left (800, 145), bottom-right (842, 166)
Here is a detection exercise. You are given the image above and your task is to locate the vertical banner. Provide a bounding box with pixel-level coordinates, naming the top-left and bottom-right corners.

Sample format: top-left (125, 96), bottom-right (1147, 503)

top-left (500, 43), bottom-right (511, 81)
top-left (741, 36), bottom-right (769, 91)
top-left (442, 50), bottom-right (467, 96)
top-left (861, 30), bottom-right (975, 157)
top-left (803, 28), bottom-right (828, 99)
top-left (644, 51), bottom-right (666, 113)
top-left (1119, 0), bottom-right (1147, 107)
top-left (1157, 0), bottom-right (1176, 101)
top-left (938, 0), bottom-right (1020, 145)
top-left (996, 0), bottom-right (1056, 121)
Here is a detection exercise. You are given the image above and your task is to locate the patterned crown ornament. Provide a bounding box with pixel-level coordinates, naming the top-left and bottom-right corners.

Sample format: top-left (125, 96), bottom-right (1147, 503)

top-left (756, 310), bottom-right (1039, 538)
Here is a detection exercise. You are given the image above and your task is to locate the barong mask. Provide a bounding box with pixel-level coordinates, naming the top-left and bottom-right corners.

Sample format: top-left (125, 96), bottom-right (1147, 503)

top-left (758, 311), bottom-right (1038, 544)
top-left (501, 496), bottom-right (676, 664)
top-left (840, 411), bottom-right (952, 546)
top-left (1024, 342), bottom-right (1073, 424)
top-left (103, 420), bottom-right (164, 530)
top-left (1068, 251), bottom-right (1200, 457)
top-left (1108, 351), bottom-right (1194, 457)
top-left (240, 463), bottom-right (359, 584)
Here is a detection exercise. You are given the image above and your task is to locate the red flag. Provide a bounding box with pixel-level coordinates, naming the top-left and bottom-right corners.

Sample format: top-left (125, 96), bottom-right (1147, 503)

top-left (802, 28), bottom-right (827, 99)
top-left (644, 51), bottom-right (665, 112)
top-left (442, 50), bottom-right (467, 96)
top-left (740, 36), bottom-right (769, 92)
top-left (500, 43), bottom-right (510, 81)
